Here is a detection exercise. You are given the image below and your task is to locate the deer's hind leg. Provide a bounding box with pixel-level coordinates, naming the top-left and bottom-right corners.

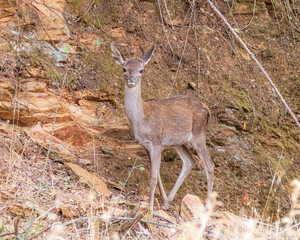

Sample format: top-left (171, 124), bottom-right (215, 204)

top-left (191, 136), bottom-right (214, 198)
top-left (165, 145), bottom-right (195, 208)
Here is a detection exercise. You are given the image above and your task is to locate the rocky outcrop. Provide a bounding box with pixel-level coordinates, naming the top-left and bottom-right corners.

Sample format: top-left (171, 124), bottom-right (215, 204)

top-left (65, 162), bottom-right (111, 197)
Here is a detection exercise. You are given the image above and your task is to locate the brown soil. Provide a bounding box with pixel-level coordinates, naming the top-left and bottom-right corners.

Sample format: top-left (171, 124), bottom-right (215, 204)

top-left (66, 0), bottom-right (300, 219)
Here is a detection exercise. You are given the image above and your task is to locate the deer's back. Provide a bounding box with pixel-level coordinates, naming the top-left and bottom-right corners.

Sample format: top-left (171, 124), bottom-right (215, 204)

top-left (141, 95), bottom-right (209, 146)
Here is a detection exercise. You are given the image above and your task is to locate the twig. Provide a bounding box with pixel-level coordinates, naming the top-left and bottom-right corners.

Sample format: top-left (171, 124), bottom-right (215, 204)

top-left (270, 0), bottom-right (283, 44)
top-left (157, 0), bottom-right (174, 54)
top-left (193, 11), bottom-right (202, 94)
top-left (168, 0), bottom-right (195, 97)
top-left (0, 232), bottom-right (16, 237)
top-left (75, 0), bottom-right (95, 23)
top-left (62, 215), bottom-right (179, 229)
top-left (127, 202), bottom-right (141, 218)
top-left (282, 0), bottom-right (297, 44)
top-left (0, 217), bottom-right (21, 238)
top-left (207, 0), bottom-right (300, 129)
top-left (34, 202), bottom-right (60, 223)
top-left (14, 217), bottom-right (20, 239)
top-left (153, 213), bottom-right (175, 225)
top-left (111, 158), bottom-right (138, 218)
top-left (119, 208), bottom-right (148, 233)
top-left (241, 0), bottom-right (256, 30)
top-left (162, 0), bottom-right (174, 29)
top-left (268, 222), bottom-right (300, 238)
top-left (27, 226), bottom-right (51, 240)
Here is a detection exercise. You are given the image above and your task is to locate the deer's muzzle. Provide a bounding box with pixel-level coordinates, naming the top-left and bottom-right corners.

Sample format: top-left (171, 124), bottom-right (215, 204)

top-left (127, 76), bottom-right (137, 87)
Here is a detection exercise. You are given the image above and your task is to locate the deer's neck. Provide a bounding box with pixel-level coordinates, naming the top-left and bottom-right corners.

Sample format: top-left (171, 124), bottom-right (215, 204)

top-left (124, 85), bottom-right (144, 124)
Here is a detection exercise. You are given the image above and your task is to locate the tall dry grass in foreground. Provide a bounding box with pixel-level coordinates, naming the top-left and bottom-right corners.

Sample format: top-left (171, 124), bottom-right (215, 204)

top-left (0, 124), bottom-right (299, 239)
top-left (43, 179), bottom-right (300, 239)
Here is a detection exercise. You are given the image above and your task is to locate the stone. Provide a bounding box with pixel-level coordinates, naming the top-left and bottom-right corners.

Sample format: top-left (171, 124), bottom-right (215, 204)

top-left (181, 194), bottom-right (205, 221)
top-left (21, 80), bottom-right (47, 92)
top-left (30, 0), bottom-right (70, 42)
top-left (8, 204), bottom-right (32, 218)
top-left (198, 25), bottom-right (215, 35)
top-left (60, 205), bottom-right (80, 218)
top-left (26, 124), bottom-right (76, 162)
top-left (26, 67), bottom-right (44, 78)
top-left (188, 82), bottom-right (197, 90)
top-left (42, 122), bottom-right (93, 148)
top-left (64, 163), bottom-right (111, 197)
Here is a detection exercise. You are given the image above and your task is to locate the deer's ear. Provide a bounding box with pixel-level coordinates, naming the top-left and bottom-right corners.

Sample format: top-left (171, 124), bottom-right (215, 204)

top-left (141, 45), bottom-right (155, 66)
top-left (111, 43), bottom-right (125, 66)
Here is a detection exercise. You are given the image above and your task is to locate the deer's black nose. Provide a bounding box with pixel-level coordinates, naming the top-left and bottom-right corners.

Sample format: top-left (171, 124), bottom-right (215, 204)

top-left (128, 76), bottom-right (136, 83)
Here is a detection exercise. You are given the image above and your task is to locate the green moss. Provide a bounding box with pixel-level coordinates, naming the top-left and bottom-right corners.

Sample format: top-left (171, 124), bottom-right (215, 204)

top-left (227, 89), bottom-right (251, 112)
top-left (81, 44), bottom-right (122, 94)
top-left (260, 117), bottom-right (297, 151)
top-left (68, 0), bottom-right (119, 28)
top-left (26, 48), bottom-right (77, 88)
top-left (218, 77), bottom-right (252, 113)
top-left (27, 49), bottom-right (61, 81)
top-left (253, 145), bottom-right (262, 155)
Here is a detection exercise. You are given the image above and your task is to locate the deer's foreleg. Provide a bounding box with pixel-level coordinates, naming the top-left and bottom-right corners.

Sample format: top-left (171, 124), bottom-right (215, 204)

top-left (149, 146), bottom-right (162, 210)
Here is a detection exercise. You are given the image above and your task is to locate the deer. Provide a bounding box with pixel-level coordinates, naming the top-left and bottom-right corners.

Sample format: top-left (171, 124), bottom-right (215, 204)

top-left (111, 43), bottom-right (214, 210)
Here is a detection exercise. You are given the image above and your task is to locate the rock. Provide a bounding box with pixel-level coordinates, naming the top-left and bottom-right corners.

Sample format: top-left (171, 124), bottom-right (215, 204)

top-left (0, 78), bottom-right (15, 92)
top-left (42, 122), bottom-right (93, 148)
top-left (30, 0), bottom-right (70, 42)
top-left (26, 124), bottom-right (76, 162)
top-left (21, 80), bottom-right (47, 92)
top-left (217, 112), bottom-right (243, 130)
top-left (25, 67), bottom-right (45, 79)
top-left (8, 204), bottom-right (33, 218)
top-left (64, 163), bottom-right (111, 197)
top-left (188, 82), bottom-right (197, 90)
top-left (60, 205), bottom-right (80, 218)
top-left (56, 42), bottom-right (76, 55)
top-left (198, 25), bottom-right (215, 35)
top-left (181, 194), bottom-right (205, 221)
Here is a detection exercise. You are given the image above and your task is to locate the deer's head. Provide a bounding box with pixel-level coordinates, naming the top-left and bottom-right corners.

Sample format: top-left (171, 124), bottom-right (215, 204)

top-left (111, 43), bottom-right (155, 88)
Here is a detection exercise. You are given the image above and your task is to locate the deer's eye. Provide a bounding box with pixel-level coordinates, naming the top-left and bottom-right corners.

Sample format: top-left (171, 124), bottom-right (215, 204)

top-left (123, 68), bottom-right (126, 72)
top-left (139, 69), bottom-right (143, 74)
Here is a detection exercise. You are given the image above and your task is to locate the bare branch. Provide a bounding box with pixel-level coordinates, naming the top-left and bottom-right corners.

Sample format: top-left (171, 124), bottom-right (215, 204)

top-left (207, 0), bottom-right (300, 129)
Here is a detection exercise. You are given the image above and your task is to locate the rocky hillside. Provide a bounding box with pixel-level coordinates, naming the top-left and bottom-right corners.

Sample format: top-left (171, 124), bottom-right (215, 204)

top-left (0, 0), bottom-right (299, 238)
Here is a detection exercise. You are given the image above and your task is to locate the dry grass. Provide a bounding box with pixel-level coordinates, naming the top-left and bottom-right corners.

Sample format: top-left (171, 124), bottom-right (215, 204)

top-left (0, 127), bottom-right (299, 239)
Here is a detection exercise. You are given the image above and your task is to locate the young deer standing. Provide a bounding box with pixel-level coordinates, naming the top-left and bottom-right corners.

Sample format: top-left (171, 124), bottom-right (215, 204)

top-left (111, 43), bottom-right (214, 209)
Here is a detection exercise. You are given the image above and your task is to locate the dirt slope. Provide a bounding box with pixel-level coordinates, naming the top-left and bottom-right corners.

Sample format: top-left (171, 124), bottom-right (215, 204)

top-left (0, 0), bottom-right (299, 232)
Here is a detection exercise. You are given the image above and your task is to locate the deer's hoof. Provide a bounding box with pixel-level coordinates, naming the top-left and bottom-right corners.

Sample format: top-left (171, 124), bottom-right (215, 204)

top-left (162, 201), bottom-right (171, 210)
